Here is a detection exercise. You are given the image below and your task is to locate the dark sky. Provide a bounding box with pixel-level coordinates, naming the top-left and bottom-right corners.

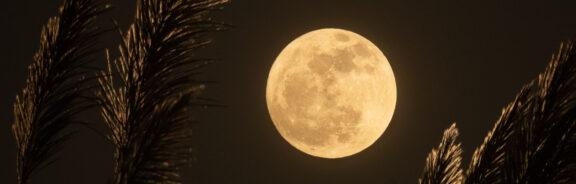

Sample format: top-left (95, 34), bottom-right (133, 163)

top-left (2, 0), bottom-right (576, 183)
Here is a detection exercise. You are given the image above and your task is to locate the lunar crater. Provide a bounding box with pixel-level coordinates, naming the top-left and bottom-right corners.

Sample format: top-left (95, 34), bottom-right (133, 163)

top-left (335, 33), bottom-right (350, 42)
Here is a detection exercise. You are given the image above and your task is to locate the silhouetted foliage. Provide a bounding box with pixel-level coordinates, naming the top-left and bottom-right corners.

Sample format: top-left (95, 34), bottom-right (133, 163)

top-left (419, 123), bottom-right (463, 184)
top-left (464, 41), bottom-right (576, 184)
top-left (421, 41), bottom-right (576, 184)
top-left (11, 0), bottom-right (108, 183)
top-left (96, 0), bottom-right (228, 183)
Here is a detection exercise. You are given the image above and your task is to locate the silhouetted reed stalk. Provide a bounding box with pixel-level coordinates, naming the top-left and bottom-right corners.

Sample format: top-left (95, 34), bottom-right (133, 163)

top-left (11, 0), bottom-right (107, 184)
top-left (419, 123), bottom-right (463, 184)
top-left (465, 41), bottom-right (576, 184)
top-left (420, 41), bottom-right (576, 184)
top-left (96, 0), bottom-right (228, 183)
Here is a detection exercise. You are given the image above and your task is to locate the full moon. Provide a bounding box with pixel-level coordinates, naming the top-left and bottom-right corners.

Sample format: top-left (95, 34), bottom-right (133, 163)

top-left (266, 28), bottom-right (397, 158)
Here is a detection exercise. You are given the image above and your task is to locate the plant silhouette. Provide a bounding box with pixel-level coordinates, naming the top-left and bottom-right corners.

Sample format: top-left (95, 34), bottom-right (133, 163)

top-left (11, 0), bottom-right (108, 183)
top-left (96, 0), bottom-right (228, 183)
top-left (419, 123), bottom-right (463, 184)
top-left (421, 41), bottom-right (576, 184)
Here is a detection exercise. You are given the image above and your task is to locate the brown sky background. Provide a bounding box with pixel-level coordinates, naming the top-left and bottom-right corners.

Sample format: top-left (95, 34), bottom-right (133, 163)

top-left (2, 0), bottom-right (576, 183)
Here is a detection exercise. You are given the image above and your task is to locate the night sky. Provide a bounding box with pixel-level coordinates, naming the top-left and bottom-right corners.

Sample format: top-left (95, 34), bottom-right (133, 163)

top-left (2, 0), bottom-right (576, 183)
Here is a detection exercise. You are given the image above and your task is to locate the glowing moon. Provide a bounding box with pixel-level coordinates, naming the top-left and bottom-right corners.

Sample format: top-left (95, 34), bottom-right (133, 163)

top-left (266, 28), bottom-right (397, 158)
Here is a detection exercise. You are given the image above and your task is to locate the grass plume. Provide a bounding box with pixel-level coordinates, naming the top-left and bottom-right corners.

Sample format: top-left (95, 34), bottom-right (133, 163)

top-left (419, 41), bottom-right (576, 184)
top-left (464, 41), bottom-right (576, 183)
top-left (11, 0), bottom-right (108, 183)
top-left (419, 123), bottom-right (464, 184)
top-left (96, 0), bottom-right (228, 183)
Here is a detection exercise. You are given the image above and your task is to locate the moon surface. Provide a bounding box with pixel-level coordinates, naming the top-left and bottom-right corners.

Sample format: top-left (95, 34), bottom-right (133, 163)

top-left (266, 28), bottom-right (397, 158)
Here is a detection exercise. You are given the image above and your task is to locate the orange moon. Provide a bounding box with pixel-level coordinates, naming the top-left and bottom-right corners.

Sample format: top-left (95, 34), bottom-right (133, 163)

top-left (266, 28), bottom-right (396, 158)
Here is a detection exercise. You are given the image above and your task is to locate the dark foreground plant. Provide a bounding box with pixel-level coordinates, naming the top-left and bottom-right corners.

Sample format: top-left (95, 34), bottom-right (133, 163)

top-left (97, 0), bottom-right (228, 183)
top-left (420, 41), bottom-right (576, 184)
top-left (465, 41), bottom-right (576, 184)
top-left (419, 123), bottom-right (463, 184)
top-left (11, 0), bottom-right (107, 183)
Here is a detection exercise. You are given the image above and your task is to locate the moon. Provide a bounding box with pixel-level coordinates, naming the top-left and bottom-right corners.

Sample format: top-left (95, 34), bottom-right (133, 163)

top-left (266, 28), bottom-right (397, 158)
